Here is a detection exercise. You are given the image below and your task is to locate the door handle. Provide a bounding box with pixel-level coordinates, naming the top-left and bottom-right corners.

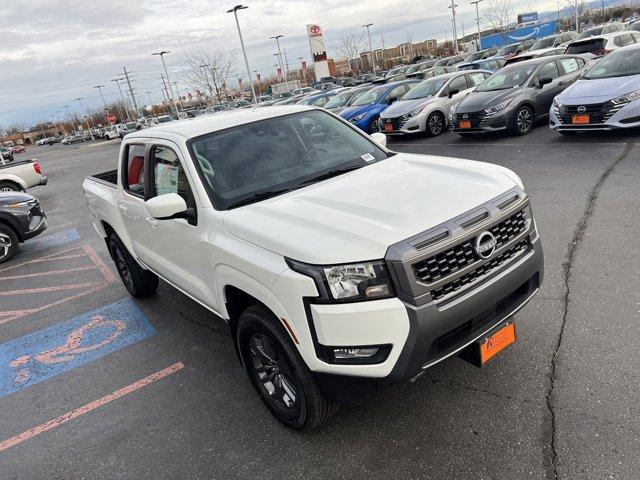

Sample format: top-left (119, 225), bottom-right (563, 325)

top-left (145, 218), bottom-right (158, 228)
top-left (558, 81), bottom-right (566, 86)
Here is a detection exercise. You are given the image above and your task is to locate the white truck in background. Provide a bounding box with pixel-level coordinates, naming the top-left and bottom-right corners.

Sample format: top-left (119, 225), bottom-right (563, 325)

top-left (0, 157), bottom-right (48, 192)
top-left (83, 106), bottom-right (543, 430)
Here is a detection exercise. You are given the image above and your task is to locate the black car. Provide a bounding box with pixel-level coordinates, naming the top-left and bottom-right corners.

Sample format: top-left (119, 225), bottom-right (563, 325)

top-left (0, 191), bottom-right (47, 263)
top-left (451, 55), bottom-right (588, 136)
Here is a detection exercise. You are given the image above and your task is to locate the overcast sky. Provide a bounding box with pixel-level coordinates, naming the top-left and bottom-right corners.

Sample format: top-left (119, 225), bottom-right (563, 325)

top-left (0, 0), bottom-right (557, 128)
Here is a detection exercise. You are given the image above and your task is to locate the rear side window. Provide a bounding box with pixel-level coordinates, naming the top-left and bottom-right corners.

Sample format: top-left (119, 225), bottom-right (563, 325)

top-left (448, 75), bottom-right (469, 93)
top-left (615, 34), bottom-right (634, 47)
top-left (559, 57), bottom-right (580, 74)
top-left (566, 39), bottom-right (604, 54)
top-left (122, 144), bottom-right (145, 197)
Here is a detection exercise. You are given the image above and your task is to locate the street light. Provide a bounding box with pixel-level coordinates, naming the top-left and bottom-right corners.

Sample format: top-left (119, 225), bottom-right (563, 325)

top-left (471, 0), bottom-right (483, 48)
top-left (93, 85), bottom-right (107, 110)
top-left (111, 78), bottom-right (130, 122)
top-left (152, 51), bottom-right (179, 116)
top-left (270, 35), bottom-right (285, 82)
top-left (448, 0), bottom-right (459, 54)
top-left (76, 97), bottom-right (94, 136)
top-left (227, 4), bottom-right (258, 104)
top-left (362, 23), bottom-right (376, 74)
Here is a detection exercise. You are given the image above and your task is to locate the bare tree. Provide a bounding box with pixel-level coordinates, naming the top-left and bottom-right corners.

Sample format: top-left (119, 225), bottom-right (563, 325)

top-left (482, 0), bottom-right (514, 41)
top-left (564, 0), bottom-right (587, 33)
top-left (183, 49), bottom-right (237, 104)
top-left (333, 32), bottom-right (368, 71)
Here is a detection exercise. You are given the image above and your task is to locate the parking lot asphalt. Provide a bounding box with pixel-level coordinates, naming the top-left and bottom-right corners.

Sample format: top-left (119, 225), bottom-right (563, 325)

top-left (1, 125), bottom-right (638, 479)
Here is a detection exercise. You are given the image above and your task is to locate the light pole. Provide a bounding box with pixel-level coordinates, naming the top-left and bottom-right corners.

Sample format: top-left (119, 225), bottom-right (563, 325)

top-left (273, 53), bottom-right (284, 80)
top-left (152, 51), bottom-right (179, 116)
top-left (270, 35), bottom-right (286, 82)
top-left (76, 97), bottom-right (94, 135)
top-left (93, 85), bottom-right (108, 111)
top-left (227, 4), bottom-right (258, 103)
top-left (449, 0), bottom-right (459, 54)
top-left (298, 57), bottom-right (307, 85)
top-left (253, 70), bottom-right (262, 95)
top-left (471, 0), bottom-right (483, 48)
top-left (362, 23), bottom-right (376, 74)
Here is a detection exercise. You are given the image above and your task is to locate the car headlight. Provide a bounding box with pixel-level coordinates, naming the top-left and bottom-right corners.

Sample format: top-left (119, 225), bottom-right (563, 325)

top-left (485, 99), bottom-right (512, 114)
top-left (287, 259), bottom-right (394, 302)
top-left (552, 97), bottom-right (563, 109)
top-left (404, 107), bottom-right (424, 118)
top-left (611, 89), bottom-right (640, 105)
top-left (8, 200), bottom-right (32, 208)
top-left (349, 113), bottom-right (367, 123)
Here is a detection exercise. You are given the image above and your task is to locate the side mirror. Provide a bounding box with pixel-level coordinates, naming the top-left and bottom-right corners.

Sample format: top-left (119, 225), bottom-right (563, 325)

top-left (370, 132), bottom-right (387, 148)
top-left (538, 77), bottom-right (553, 88)
top-left (387, 96), bottom-right (397, 104)
top-left (448, 89), bottom-right (460, 98)
top-left (145, 193), bottom-right (188, 220)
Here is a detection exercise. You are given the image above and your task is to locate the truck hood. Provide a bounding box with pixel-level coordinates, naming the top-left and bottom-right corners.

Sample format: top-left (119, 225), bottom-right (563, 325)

top-left (222, 153), bottom-right (519, 264)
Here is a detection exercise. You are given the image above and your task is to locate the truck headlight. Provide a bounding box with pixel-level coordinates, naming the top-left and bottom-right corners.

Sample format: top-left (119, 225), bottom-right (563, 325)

top-left (611, 89), bottom-right (640, 105)
top-left (485, 99), bottom-right (512, 114)
top-left (287, 259), bottom-right (394, 302)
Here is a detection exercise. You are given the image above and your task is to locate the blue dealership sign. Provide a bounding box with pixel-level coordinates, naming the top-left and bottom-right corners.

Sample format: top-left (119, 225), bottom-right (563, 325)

top-left (481, 21), bottom-right (557, 49)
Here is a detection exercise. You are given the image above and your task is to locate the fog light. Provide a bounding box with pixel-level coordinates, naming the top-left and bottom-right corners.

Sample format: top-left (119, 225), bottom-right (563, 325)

top-left (333, 347), bottom-right (379, 359)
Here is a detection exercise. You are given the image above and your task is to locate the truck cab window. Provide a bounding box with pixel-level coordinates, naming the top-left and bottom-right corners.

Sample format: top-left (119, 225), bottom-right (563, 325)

top-left (150, 146), bottom-right (196, 210)
top-left (122, 144), bottom-right (146, 196)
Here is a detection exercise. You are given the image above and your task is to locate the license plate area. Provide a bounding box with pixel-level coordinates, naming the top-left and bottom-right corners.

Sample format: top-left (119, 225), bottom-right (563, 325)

top-left (458, 322), bottom-right (516, 367)
top-left (459, 120), bottom-right (471, 129)
top-left (572, 114), bottom-right (590, 124)
top-left (384, 123), bottom-right (394, 132)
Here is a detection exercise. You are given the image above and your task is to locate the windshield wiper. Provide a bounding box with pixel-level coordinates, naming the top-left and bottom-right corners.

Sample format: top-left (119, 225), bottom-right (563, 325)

top-left (299, 164), bottom-right (364, 186)
top-left (227, 186), bottom-right (300, 209)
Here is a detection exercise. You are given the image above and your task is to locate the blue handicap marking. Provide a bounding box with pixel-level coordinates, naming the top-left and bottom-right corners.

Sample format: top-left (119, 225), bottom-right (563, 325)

top-left (0, 298), bottom-right (155, 398)
top-left (21, 228), bottom-right (80, 253)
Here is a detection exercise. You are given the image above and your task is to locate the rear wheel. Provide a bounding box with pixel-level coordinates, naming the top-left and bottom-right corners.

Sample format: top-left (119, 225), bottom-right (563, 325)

top-left (0, 181), bottom-right (21, 192)
top-left (108, 235), bottom-right (158, 297)
top-left (237, 305), bottom-right (338, 430)
top-left (426, 112), bottom-right (446, 137)
top-left (510, 105), bottom-right (535, 135)
top-left (0, 224), bottom-right (19, 264)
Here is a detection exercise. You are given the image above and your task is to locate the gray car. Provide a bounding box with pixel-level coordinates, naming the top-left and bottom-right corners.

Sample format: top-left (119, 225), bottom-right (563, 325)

top-left (451, 55), bottom-right (589, 136)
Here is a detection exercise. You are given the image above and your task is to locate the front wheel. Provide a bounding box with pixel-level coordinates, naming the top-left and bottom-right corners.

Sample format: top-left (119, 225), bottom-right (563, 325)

top-left (426, 111), bottom-right (445, 137)
top-left (368, 116), bottom-right (381, 134)
top-left (237, 305), bottom-right (338, 430)
top-left (510, 105), bottom-right (535, 136)
top-left (108, 235), bottom-right (158, 297)
top-left (0, 224), bottom-right (19, 264)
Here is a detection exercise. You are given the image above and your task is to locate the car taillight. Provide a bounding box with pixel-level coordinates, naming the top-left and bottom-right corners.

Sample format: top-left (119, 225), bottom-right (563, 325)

top-left (33, 162), bottom-right (41, 174)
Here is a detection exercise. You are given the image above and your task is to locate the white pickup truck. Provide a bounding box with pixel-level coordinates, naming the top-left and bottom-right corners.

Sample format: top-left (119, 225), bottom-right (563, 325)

top-left (0, 157), bottom-right (48, 192)
top-left (83, 106), bottom-right (543, 430)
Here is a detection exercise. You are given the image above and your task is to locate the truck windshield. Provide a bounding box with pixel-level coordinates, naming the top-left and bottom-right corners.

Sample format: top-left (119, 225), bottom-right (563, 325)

top-left (188, 110), bottom-right (389, 209)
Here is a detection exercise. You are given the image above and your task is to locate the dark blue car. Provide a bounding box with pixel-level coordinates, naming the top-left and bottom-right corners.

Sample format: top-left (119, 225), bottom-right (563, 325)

top-left (339, 80), bottom-right (419, 132)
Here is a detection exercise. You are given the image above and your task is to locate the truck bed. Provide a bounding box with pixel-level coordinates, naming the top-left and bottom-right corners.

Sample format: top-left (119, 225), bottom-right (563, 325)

top-left (87, 169), bottom-right (118, 187)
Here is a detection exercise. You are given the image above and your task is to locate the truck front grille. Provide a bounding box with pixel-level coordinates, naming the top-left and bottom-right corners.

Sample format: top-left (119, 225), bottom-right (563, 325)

top-left (413, 209), bottom-right (527, 285)
top-left (430, 239), bottom-right (530, 301)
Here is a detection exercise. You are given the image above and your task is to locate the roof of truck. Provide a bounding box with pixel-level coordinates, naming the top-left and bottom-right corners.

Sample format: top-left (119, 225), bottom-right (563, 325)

top-left (128, 105), bottom-right (315, 140)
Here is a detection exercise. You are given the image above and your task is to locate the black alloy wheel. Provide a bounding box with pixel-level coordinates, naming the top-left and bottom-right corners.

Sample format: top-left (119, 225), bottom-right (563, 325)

top-left (512, 105), bottom-right (534, 135)
top-left (427, 112), bottom-right (445, 136)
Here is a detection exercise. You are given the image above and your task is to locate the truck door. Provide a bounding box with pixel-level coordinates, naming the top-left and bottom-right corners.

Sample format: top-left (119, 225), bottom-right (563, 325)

top-left (133, 140), bottom-right (213, 304)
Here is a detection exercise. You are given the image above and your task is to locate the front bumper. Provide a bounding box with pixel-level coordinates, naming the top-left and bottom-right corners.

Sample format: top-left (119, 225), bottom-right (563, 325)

top-left (550, 99), bottom-right (640, 131)
top-left (450, 108), bottom-right (511, 134)
top-left (380, 115), bottom-right (424, 135)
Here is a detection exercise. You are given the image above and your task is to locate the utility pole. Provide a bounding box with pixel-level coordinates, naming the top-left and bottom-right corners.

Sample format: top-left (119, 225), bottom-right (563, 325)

top-left (471, 0), bottom-right (483, 48)
top-left (152, 52), bottom-right (179, 115)
top-left (122, 67), bottom-right (139, 119)
top-left (93, 85), bottom-right (108, 111)
top-left (283, 49), bottom-right (291, 82)
top-left (227, 5), bottom-right (258, 103)
top-left (362, 23), bottom-right (376, 74)
top-left (112, 78), bottom-right (131, 122)
top-left (381, 34), bottom-right (386, 66)
top-left (449, 0), bottom-right (459, 54)
top-left (173, 82), bottom-right (182, 109)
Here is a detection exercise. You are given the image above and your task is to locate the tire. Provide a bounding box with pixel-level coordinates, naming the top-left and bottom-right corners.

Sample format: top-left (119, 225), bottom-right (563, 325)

top-left (237, 305), bottom-right (338, 430)
top-left (0, 181), bottom-right (22, 192)
top-left (426, 111), bottom-right (446, 137)
top-left (368, 116), bottom-right (381, 134)
top-left (108, 235), bottom-right (158, 297)
top-left (0, 224), bottom-right (19, 264)
top-left (509, 105), bottom-right (535, 136)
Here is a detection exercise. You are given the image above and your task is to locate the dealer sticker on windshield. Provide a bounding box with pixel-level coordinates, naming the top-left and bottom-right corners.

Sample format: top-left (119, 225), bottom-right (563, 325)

top-left (361, 153), bottom-right (375, 162)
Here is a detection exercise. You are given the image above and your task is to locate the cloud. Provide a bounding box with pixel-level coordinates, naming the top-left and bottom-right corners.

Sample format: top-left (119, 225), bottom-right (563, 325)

top-left (0, 0), bottom-right (558, 126)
